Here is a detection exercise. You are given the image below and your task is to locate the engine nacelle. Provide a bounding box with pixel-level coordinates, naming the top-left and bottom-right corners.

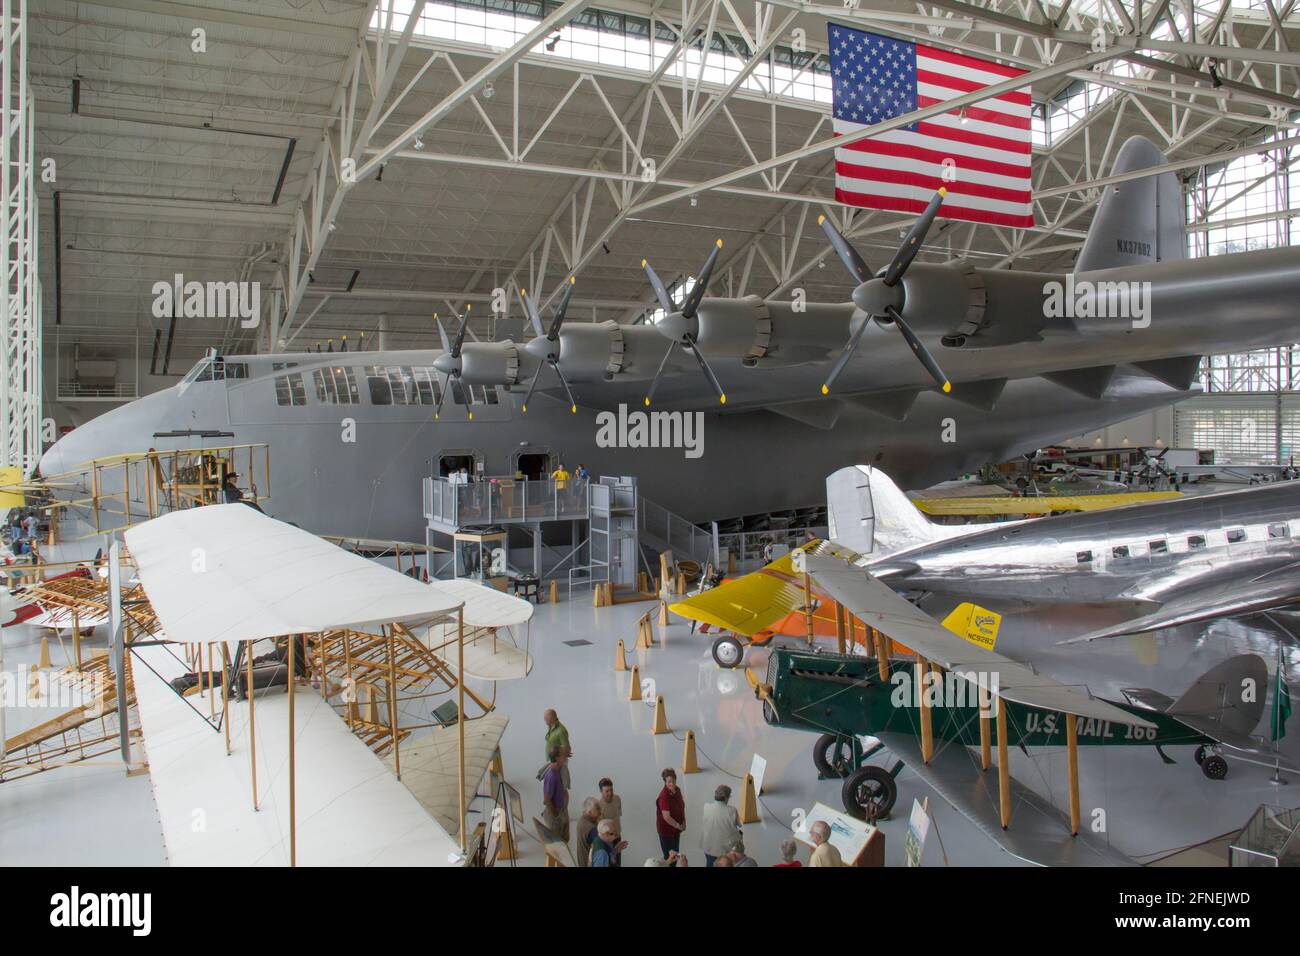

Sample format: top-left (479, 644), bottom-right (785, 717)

top-left (681, 296), bottom-right (772, 360)
top-left (553, 322), bottom-right (627, 382)
top-left (458, 341), bottom-right (523, 386)
top-left (898, 262), bottom-right (1059, 349)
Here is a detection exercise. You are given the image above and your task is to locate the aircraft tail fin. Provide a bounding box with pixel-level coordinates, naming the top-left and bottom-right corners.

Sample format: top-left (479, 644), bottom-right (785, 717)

top-left (826, 465), bottom-right (949, 556)
top-left (1074, 136), bottom-right (1185, 274)
top-left (1167, 654), bottom-right (1269, 746)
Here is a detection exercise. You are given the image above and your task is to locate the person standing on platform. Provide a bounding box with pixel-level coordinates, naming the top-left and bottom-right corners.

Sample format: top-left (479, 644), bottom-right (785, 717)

top-left (655, 768), bottom-right (686, 859)
top-left (550, 462), bottom-right (572, 511)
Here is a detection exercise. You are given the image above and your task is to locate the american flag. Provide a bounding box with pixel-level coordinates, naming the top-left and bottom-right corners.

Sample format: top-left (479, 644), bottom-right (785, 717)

top-left (828, 24), bottom-right (1035, 228)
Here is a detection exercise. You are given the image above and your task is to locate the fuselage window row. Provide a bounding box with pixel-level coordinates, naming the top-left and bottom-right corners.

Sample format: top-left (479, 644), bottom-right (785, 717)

top-left (268, 363), bottom-right (500, 408)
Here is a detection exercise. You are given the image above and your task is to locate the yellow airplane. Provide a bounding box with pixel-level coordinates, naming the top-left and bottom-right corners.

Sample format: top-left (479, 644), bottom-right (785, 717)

top-left (670, 542), bottom-right (1001, 667)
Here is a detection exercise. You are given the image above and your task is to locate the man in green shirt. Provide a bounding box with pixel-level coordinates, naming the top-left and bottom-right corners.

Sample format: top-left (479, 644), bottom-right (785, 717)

top-left (541, 709), bottom-right (572, 789)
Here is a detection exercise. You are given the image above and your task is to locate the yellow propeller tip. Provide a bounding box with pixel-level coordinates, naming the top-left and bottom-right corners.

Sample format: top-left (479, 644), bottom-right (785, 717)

top-left (468, 412), bottom-right (474, 421)
top-left (939, 187), bottom-right (948, 198)
top-left (569, 276), bottom-right (575, 285)
top-left (821, 384), bottom-right (829, 395)
top-left (643, 397), bottom-right (651, 407)
top-left (942, 381), bottom-right (952, 393)
top-left (719, 394), bottom-right (727, 405)
top-left (521, 404), bottom-right (527, 413)
top-left (641, 259), bottom-right (648, 267)
top-left (715, 239), bottom-right (723, 248)
top-left (817, 214), bottom-right (825, 225)
top-left (570, 404), bottom-right (577, 414)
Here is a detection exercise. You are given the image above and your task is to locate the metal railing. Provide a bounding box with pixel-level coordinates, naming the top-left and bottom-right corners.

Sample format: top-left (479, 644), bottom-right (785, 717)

top-left (423, 475), bottom-right (590, 528)
top-left (717, 527), bottom-right (826, 572)
top-left (55, 381), bottom-right (138, 400)
top-left (637, 494), bottom-right (713, 565)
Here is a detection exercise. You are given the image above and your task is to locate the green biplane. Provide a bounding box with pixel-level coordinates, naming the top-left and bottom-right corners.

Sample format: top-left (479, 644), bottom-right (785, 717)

top-left (759, 646), bottom-right (1263, 821)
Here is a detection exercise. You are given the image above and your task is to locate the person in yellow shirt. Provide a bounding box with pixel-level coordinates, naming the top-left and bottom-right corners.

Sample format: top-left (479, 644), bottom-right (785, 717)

top-left (808, 821), bottom-right (843, 867)
top-left (551, 463), bottom-right (571, 491)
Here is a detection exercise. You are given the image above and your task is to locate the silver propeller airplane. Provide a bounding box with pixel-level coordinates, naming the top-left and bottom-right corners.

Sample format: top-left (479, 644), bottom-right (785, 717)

top-left (36, 136), bottom-right (1300, 545)
top-left (830, 465), bottom-right (1300, 646)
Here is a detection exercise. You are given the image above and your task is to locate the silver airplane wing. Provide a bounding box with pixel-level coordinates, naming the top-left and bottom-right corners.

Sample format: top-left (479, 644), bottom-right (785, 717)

top-left (1064, 561), bottom-right (1300, 644)
top-left (802, 553), bottom-right (1156, 728)
top-left (871, 729), bottom-right (1137, 866)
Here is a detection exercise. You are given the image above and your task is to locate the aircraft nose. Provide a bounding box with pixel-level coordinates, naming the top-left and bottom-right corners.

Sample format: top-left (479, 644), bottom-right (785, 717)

top-left (39, 387), bottom-right (177, 477)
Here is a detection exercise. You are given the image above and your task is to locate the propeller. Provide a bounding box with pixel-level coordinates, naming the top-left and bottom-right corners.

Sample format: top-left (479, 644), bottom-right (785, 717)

top-left (817, 188), bottom-right (951, 396)
top-left (641, 239), bottom-right (726, 406)
top-left (520, 277), bottom-right (578, 414)
top-left (433, 308), bottom-right (473, 421)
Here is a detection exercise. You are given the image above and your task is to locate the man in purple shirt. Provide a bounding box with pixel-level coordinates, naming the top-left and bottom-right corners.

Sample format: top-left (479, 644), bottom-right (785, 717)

top-left (541, 747), bottom-right (570, 842)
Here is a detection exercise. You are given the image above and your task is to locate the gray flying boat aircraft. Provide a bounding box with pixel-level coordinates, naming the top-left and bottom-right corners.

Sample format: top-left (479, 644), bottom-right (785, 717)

top-left (36, 136), bottom-right (1300, 545)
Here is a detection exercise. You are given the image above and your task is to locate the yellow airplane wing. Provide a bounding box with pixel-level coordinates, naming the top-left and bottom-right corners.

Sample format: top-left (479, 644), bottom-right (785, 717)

top-left (912, 491), bottom-right (1181, 516)
top-left (0, 466), bottom-right (25, 509)
top-left (669, 550), bottom-right (811, 637)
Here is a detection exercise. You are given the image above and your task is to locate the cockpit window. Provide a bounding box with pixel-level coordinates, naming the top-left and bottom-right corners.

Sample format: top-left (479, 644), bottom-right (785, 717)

top-left (181, 357), bottom-right (247, 383)
top-left (182, 359), bottom-right (214, 384)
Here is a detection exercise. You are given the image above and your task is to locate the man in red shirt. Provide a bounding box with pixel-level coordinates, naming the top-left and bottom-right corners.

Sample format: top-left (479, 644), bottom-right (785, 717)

top-left (655, 768), bottom-right (687, 861)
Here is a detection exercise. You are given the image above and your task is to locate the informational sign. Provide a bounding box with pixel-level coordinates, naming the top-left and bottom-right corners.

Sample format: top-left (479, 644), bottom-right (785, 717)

top-left (941, 602), bottom-right (1001, 651)
top-left (905, 798), bottom-right (931, 867)
top-left (749, 753), bottom-right (768, 797)
top-left (794, 801), bottom-right (876, 864)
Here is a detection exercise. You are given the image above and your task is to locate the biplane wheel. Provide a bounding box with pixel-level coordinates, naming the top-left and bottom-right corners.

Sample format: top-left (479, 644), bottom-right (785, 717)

top-left (812, 734), bottom-right (855, 778)
top-left (1193, 744), bottom-right (1208, 766)
top-left (711, 635), bottom-right (744, 669)
top-left (1201, 755), bottom-right (1228, 780)
top-left (841, 766), bottom-right (897, 820)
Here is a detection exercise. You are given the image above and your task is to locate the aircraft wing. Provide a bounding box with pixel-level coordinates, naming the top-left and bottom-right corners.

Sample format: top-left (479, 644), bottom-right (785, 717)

top-left (668, 552), bottom-right (806, 637)
top-left (872, 729), bottom-right (1136, 866)
top-left (803, 553), bottom-right (1156, 728)
top-left (1065, 561), bottom-right (1300, 644)
top-left (912, 490), bottom-right (1181, 517)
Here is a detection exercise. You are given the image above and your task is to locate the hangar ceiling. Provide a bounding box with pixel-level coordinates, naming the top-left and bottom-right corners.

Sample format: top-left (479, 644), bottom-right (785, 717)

top-left (30, 0), bottom-right (1300, 380)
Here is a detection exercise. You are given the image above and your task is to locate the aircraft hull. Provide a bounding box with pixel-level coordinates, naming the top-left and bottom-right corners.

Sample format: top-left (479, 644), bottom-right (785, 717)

top-left (41, 367), bottom-right (1193, 543)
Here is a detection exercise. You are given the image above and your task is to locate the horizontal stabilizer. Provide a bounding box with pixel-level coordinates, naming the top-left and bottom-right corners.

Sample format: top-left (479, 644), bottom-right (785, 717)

top-left (1133, 355), bottom-right (1203, 391)
top-left (1167, 654), bottom-right (1269, 747)
top-left (1043, 365), bottom-right (1116, 400)
top-left (769, 399), bottom-right (843, 430)
top-left (947, 377), bottom-right (1007, 412)
top-left (846, 388), bottom-right (921, 422)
